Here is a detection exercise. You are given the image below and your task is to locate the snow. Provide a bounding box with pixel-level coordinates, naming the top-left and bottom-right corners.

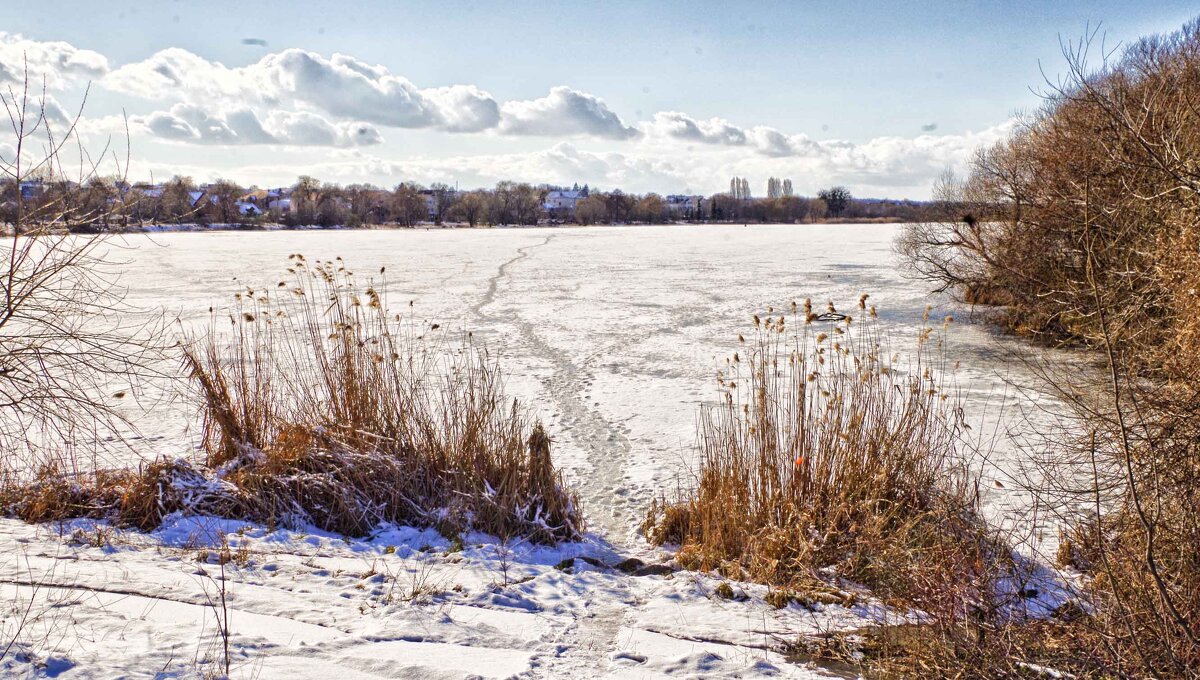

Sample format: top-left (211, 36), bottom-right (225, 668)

top-left (0, 516), bottom-right (884, 678)
top-left (2, 223), bottom-right (1075, 677)
top-left (105, 224), bottom-right (1068, 542)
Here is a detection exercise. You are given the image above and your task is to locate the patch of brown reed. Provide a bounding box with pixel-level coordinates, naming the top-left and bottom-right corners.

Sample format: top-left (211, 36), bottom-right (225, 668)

top-left (1, 464), bottom-right (99, 524)
top-left (178, 256), bottom-right (582, 542)
top-left (0, 457), bottom-right (241, 531)
top-left (643, 300), bottom-right (997, 613)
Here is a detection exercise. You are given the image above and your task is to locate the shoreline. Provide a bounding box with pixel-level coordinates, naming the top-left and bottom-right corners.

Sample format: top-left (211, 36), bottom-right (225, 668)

top-left (70, 216), bottom-right (911, 234)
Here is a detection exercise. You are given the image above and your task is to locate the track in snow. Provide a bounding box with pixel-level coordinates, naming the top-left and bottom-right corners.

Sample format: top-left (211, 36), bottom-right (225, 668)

top-left (471, 234), bottom-right (639, 542)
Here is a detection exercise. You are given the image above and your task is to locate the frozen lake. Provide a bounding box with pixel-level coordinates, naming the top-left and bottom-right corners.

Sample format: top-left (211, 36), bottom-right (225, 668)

top-left (112, 223), bottom-right (1062, 545)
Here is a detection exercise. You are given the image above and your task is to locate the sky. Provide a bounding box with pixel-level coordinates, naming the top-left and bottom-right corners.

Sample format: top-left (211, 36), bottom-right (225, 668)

top-left (0, 0), bottom-right (1196, 198)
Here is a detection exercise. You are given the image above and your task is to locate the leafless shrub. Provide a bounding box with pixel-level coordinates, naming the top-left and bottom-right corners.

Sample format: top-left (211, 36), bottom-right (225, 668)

top-left (0, 60), bottom-right (166, 481)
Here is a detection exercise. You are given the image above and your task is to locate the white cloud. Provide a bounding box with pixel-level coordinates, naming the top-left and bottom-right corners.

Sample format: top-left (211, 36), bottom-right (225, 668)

top-left (644, 111), bottom-right (747, 145)
top-left (319, 120), bottom-right (1008, 195)
top-left (91, 42), bottom-right (1015, 197)
top-left (422, 85), bottom-right (500, 133)
top-left (640, 110), bottom-right (1012, 178)
top-left (0, 33), bottom-right (108, 89)
top-left (265, 110), bottom-right (383, 147)
top-left (257, 50), bottom-right (439, 128)
top-left (499, 87), bottom-right (639, 140)
top-left (104, 48), bottom-right (500, 134)
top-left (106, 50), bottom-right (638, 141)
top-left (140, 103), bottom-right (381, 147)
top-left (101, 48), bottom-right (243, 101)
top-left (643, 111), bottom-right (827, 157)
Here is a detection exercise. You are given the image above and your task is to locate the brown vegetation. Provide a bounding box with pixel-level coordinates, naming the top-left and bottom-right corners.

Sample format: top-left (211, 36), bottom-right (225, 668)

top-left (1, 256), bottom-right (583, 545)
top-left (176, 256), bottom-right (581, 541)
top-left (642, 300), bottom-right (1021, 624)
top-left (899, 19), bottom-right (1200, 677)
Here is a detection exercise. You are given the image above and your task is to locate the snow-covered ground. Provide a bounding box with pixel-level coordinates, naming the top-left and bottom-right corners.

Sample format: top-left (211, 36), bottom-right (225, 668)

top-left (1, 515), bottom-right (892, 679)
top-left (2, 224), bottom-right (1071, 677)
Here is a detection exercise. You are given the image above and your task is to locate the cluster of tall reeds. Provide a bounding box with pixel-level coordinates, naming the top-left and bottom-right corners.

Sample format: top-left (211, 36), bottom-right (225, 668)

top-left (643, 298), bottom-right (1003, 615)
top-left (1, 256), bottom-right (582, 544)
top-left (178, 255), bottom-right (581, 542)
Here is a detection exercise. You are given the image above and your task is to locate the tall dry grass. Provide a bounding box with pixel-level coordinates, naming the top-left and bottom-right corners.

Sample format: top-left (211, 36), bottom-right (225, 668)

top-left (2, 256), bottom-right (583, 545)
top-left (179, 255), bottom-right (582, 542)
top-left (643, 299), bottom-right (1002, 614)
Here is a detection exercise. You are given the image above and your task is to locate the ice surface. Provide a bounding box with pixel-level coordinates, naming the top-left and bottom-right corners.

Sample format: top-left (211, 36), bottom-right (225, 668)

top-left (0, 224), bottom-right (1074, 677)
top-left (107, 224), bottom-right (1064, 543)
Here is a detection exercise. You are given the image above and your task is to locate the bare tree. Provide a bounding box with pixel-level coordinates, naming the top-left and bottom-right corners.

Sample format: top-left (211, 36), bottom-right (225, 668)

top-left (0, 60), bottom-right (164, 474)
top-left (451, 190), bottom-right (488, 227)
top-left (390, 182), bottom-right (425, 227)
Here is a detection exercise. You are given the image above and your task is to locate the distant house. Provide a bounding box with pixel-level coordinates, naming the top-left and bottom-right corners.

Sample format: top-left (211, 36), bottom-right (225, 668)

top-left (253, 188), bottom-right (292, 215)
top-left (135, 183), bottom-right (164, 199)
top-left (238, 189), bottom-right (269, 205)
top-left (543, 189), bottom-right (583, 218)
top-left (235, 201), bottom-right (263, 217)
top-left (421, 190), bottom-right (437, 219)
top-left (18, 180), bottom-right (44, 201)
top-left (665, 194), bottom-right (706, 219)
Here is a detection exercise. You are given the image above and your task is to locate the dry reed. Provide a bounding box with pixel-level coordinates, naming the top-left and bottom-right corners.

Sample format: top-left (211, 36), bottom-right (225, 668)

top-left (1, 256), bottom-right (583, 544)
top-left (643, 300), bottom-right (996, 611)
top-left (178, 255), bottom-right (582, 542)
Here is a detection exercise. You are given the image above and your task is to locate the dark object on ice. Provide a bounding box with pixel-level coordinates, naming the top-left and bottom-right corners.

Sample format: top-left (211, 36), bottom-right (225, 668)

top-left (630, 563), bottom-right (675, 576)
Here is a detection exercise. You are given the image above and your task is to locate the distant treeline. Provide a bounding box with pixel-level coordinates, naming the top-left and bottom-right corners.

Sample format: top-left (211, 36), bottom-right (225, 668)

top-left (1, 174), bottom-right (937, 230)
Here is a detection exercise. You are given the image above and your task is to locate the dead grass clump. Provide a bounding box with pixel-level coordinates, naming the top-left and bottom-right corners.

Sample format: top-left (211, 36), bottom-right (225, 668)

top-left (0, 457), bottom-right (246, 531)
top-left (3, 464), bottom-right (97, 524)
top-left (643, 301), bottom-right (996, 615)
top-left (181, 256), bottom-right (582, 543)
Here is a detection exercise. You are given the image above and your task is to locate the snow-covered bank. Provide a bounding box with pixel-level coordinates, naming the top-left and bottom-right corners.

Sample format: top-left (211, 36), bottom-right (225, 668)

top-left (0, 516), bottom-right (889, 679)
top-left (126, 222), bottom-right (561, 233)
top-left (135, 222), bottom-right (358, 233)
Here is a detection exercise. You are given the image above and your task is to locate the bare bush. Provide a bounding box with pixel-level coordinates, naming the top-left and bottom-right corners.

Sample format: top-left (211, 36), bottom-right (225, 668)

top-left (0, 61), bottom-right (165, 480)
top-left (899, 19), bottom-right (1200, 676)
